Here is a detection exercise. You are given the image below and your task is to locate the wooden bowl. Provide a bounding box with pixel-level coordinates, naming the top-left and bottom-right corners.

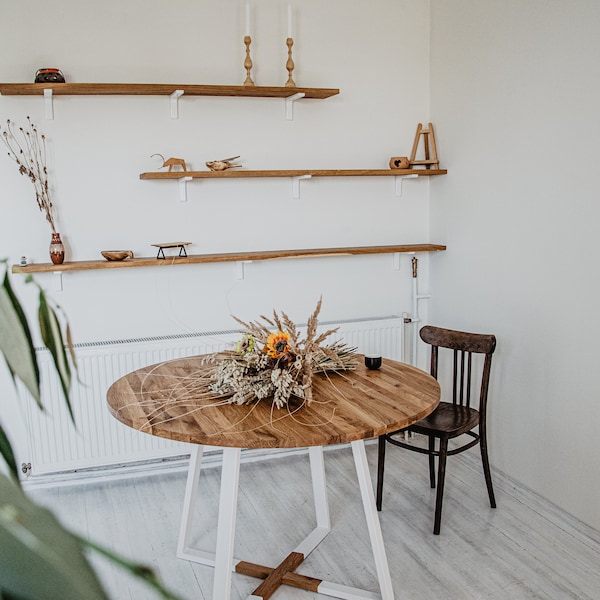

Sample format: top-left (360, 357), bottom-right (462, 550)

top-left (101, 250), bottom-right (134, 261)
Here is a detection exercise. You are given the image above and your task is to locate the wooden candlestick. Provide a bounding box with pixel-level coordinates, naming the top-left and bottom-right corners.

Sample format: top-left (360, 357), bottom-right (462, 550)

top-left (285, 37), bottom-right (296, 88)
top-left (244, 35), bottom-right (255, 86)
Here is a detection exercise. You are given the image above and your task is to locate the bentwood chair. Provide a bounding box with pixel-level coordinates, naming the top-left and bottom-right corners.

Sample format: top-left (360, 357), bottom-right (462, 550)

top-left (376, 325), bottom-right (497, 534)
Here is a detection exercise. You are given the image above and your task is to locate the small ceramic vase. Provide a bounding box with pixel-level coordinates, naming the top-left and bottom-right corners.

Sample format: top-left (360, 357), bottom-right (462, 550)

top-left (50, 232), bottom-right (65, 265)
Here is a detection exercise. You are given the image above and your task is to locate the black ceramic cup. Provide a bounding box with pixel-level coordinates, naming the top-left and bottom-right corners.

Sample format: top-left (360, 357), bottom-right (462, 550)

top-left (364, 355), bottom-right (382, 370)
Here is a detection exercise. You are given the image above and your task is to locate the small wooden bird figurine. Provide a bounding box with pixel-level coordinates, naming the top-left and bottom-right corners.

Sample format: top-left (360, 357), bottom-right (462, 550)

top-left (205, 156), bottom-right (243, 171)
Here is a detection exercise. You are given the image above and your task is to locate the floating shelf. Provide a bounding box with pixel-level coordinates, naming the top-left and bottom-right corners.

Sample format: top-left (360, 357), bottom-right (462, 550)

top-left (140, 168), bottom-right (447, 200)
top-left (0, 83), bottom-right (339, 120)
top-left (140, 168), bottom-right (447, 180)
top-left (12, 244), bottom-right (446, 274)
top-left (0, 83), bottom-right (339, 99)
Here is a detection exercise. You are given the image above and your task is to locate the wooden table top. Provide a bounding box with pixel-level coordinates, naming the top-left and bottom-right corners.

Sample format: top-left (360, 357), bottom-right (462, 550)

top-left (106, 355), bottom-right (440, 449)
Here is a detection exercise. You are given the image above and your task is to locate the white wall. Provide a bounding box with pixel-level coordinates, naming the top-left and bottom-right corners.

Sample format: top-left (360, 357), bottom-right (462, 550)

top-left (3, 0), bottom-right (598, 536)
top-left (430, 0), bottom-right (600, 530)
top-left (0, 3), bottom-right (433, 464)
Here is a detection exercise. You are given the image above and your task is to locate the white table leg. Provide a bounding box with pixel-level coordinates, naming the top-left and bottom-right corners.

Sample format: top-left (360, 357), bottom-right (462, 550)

top-left (351, 440), bottom-right (395, 600)
top-left (176, 443), bottom-right (391, 600)
top-left (177, 445), bottom-right (204, 559)
top-left (213, 447), bottom-right (242, 600)
top-left (292, 446), bottom-right (331, 558)
top-left (309, 446), bottom-right (331, 531)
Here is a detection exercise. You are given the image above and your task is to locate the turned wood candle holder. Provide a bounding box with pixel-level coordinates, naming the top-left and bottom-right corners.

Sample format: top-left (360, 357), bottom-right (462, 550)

top-left (244, 35), bottom-right (255, 86)
top-left (285, 37), bottom-right (296, 87)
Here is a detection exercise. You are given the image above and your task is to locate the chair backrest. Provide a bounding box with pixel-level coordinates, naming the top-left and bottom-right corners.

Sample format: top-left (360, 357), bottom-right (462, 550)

top-left (419, 325), bottom-right (496, 412)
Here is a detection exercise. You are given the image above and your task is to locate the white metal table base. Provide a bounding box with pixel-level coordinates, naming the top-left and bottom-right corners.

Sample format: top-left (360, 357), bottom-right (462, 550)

top-left (176, 441), bottom-right (394, 600)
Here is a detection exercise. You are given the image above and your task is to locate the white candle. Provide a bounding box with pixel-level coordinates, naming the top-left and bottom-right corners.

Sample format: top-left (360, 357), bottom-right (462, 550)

top-left (245, 1), bottom-right (251, 37)
top-left (287, 3), bottom-right (293, 39)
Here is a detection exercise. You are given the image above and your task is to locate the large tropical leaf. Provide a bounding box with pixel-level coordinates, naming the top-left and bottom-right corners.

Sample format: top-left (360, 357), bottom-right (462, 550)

top-left (0, 269), bottom-right (181, 600)
top-left (36, 289), bottom-right (74, 423)
top-left (0, 589), bottom-right (24, 599)
top-left (77, 537), bottom-right (184, 600)
top-left (0, 424), bottom-right (18, 483)
top-left (0, 474), bottom-right (108, 600)
top-left (0, 267), bottom-right (40, 407)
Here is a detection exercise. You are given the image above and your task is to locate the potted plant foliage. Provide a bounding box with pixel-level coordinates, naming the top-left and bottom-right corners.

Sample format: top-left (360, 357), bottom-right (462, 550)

top-left (0, 260), bottom-right (181, 600)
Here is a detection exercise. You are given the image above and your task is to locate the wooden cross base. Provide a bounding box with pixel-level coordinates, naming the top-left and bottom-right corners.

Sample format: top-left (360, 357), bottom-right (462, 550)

top-left (235, 552), bottom-right (321, 599)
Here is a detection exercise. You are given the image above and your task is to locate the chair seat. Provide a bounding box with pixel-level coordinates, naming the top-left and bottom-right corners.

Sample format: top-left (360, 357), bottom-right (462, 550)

top-left (408, 402), bottom-right (480, 438)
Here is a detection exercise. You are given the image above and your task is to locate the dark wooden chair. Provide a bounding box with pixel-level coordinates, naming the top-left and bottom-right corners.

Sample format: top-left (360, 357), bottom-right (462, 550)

top-left (376, 325), bottom-right (497, 534)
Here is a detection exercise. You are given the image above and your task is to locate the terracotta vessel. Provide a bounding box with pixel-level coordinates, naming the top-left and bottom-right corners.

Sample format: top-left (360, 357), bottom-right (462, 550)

top-left (50, 232), bottom-right (65, 265)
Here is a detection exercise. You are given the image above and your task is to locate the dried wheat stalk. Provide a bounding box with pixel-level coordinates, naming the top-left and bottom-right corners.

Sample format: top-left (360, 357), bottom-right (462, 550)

top-left (207, 298), bottom-right (358, 408)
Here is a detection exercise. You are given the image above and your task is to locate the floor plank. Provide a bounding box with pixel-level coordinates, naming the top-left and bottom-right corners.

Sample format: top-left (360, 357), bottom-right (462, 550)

top-left (28, 443), bottom-right (600, 599)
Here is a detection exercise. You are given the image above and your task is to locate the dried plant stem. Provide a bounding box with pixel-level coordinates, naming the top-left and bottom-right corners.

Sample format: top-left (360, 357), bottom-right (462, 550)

top-left (1, 117), bottom-right (56, 232)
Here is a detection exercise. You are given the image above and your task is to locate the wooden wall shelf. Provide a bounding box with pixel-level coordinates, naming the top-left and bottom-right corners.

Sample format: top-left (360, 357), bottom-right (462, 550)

top-left (139, 168), bottom-right (447, 180)
top-left (0, 83), bottom-right (338, 120)
top-left (12, 244), bottom-right (446, 275)
top-left (141, 168), bottom-right (447, 200)
top-left (0, 83), bottom-right (339, 99)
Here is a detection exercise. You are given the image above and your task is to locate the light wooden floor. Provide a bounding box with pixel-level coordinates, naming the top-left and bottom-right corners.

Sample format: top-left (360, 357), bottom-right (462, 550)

top-left (28, 443), bottom-right (600, 600)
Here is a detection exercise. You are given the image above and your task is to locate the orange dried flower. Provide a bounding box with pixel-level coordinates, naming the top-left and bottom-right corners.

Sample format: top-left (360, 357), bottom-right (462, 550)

top-left (265, 330), bottom-right (291, 358)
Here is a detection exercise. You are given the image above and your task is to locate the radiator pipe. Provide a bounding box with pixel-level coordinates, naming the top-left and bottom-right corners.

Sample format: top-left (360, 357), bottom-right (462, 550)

top-left (410, 256), bottom-right (431, 366)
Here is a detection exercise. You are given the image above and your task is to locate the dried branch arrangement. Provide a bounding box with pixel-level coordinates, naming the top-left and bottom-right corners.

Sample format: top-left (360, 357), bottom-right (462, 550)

top-left (1, 117), bottom-right (56, 232)
top-left (207, 298), bottom-right (358, 408)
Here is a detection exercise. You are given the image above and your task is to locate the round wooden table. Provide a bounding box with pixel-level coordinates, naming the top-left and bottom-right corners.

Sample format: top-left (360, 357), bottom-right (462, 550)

top-left (107, 355), bottom-right (440, 600)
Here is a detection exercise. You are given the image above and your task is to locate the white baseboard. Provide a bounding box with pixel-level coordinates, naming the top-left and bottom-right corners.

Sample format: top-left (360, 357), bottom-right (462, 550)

top-left (22, 441), bottom-right (377, 490)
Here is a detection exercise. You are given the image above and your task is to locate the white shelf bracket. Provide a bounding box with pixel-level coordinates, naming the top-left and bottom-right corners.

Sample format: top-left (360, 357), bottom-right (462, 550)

top-left (178, 176), bottom-right (193, 202)
top-left (291, 174), bottom-right (312, 199)
top-left (170, 89), bottom-right (184, 119)
top-left (394, 174), bottom-right (418, 197)
top-left (53, 272), bottom-right (63, 292)
top-left (44, 89), bottom-right (54, 120)
top-left (393, 253), bottom-right (401, 270)
top-left (285, 92), bottom-right (305, 120)
top-left (235, 260), bottom-right (252, 280)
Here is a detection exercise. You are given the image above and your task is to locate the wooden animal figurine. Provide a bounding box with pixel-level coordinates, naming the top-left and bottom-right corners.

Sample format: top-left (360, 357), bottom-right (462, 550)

top-left (205, 156), bottom-right (242, 171)
top-left (151, 153), bottom-right (187, 172)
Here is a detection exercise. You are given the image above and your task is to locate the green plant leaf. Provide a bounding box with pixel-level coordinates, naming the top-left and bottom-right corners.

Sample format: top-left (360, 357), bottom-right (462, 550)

top-left (0, 269), bottom-right (183, 600)
top-left (0, 589), bottom-right (24, 599)
top-left (0, 267), bottom-right (41, 407)
top-left (0, 424), bottom-right (19, 484)
top-left (0, 474), bottom-right (108, 600)
top-left (77, 537), bottom-right (184, 600)
top-left (36, 290), bottom-right (73, 423)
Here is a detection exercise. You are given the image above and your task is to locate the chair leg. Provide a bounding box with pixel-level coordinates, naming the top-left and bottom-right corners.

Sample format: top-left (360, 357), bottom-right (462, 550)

top-left (433, 438), bottom-right (448, 535)
top-left (480, 430), bottom-right (497, 509)
top-left (376, 435), bottom-right (386, 511)
top-left (428, 435), bottom-right (436, 488)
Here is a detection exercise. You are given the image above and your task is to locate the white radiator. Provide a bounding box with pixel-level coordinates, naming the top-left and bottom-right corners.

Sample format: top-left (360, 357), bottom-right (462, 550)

top-left (21, 316), bottom-right (406, 477)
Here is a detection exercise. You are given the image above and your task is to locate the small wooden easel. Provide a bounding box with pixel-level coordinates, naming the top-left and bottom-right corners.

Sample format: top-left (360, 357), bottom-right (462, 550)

top-left (409, 122), bottom-right (439, 169)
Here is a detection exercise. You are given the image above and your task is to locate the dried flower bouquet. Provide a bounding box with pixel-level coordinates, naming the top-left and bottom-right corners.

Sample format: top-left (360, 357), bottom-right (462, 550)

top-left (1, 117), bottom-right (56, 232)
top-left (206, 298), bottom-right (358, 409)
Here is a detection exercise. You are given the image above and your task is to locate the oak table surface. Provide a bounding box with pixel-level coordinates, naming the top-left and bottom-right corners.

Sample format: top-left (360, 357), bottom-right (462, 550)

top-left (107, 355), bottom-right (440, 449)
